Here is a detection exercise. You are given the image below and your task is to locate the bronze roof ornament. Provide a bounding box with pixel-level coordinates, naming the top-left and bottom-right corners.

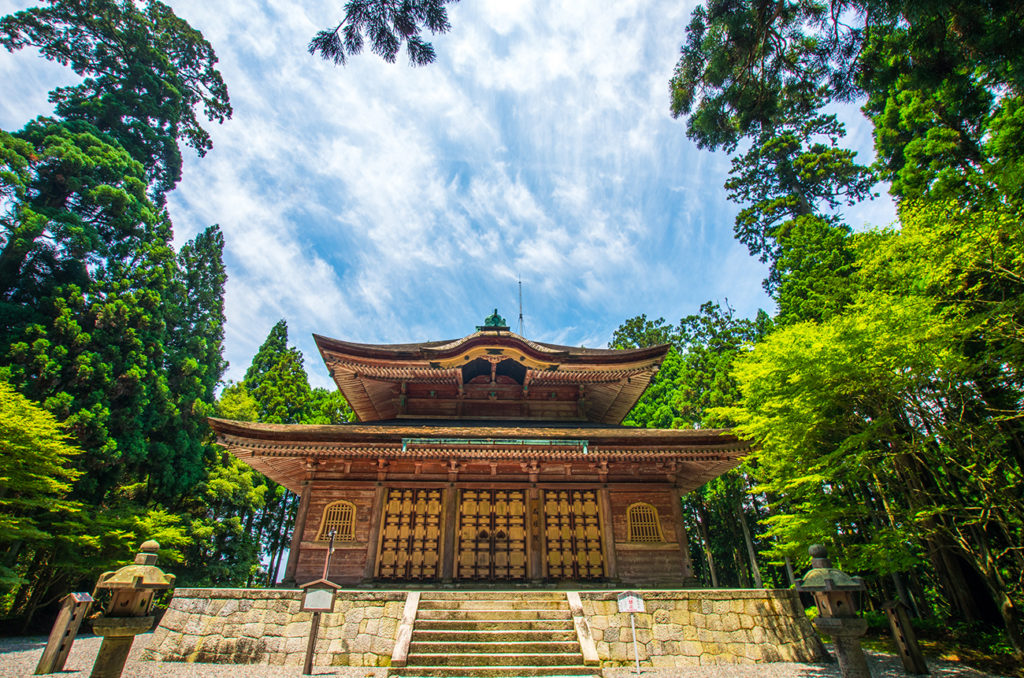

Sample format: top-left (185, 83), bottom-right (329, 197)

top-left (477, 308), bottom-right (509, 331)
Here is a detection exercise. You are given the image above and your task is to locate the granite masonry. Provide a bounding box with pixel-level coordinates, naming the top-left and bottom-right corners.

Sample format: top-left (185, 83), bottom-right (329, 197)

top-left (578, 590), bottom-right (827, 667)
top-left (144, 588), bottom-right (827, 669)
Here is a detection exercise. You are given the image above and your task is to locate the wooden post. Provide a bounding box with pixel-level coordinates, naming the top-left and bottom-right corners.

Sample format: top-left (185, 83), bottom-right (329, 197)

top-left (598, 487), bottom-right (618, 580)
top-left (440, 485), bottom-right (459, 581)
top-left (529, 487), bottom-right (546, 581)
top-left (884, 600), bottom-right (929, 674)
top-left (34, 593), bottom-right (93, 674)
top-left (304, 611), bottom-right (321, 675)
top-left (363, 484), bottom-right (387, 581)
top-left (284, 479), bottom-right (313, 584)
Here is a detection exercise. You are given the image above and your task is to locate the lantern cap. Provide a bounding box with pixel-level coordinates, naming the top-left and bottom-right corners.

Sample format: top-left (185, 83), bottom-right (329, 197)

top-left (95, 540), bottom-right (175, 590)
top-left (794, 544), bottom-right (865, 592)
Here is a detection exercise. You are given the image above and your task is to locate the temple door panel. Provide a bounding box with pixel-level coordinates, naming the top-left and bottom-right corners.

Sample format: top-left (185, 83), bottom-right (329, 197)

top-left (543, 489), bottom-right (605, 580)
top-left (375, 488), bottom-right (443, 580)
top-left (455, 489), bottom-right (528, 580)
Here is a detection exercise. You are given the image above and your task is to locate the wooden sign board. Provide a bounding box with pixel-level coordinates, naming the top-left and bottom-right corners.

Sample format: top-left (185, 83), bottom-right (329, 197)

top-left (617, 591), bottom-right (645, 614)
top-left (302, 588), bottom-right (336, 612)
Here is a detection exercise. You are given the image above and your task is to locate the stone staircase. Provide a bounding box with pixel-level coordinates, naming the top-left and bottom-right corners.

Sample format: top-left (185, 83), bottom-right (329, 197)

top-left (389, 591), bottom-right (597, 678)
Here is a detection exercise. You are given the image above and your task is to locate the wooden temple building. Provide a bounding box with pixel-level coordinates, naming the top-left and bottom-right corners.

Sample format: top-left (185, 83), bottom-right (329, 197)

top-left (210, 312), bottom-right (747, 587)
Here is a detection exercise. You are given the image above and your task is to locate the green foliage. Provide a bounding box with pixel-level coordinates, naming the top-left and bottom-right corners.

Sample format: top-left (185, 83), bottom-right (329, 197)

top-left (723, 200), bottom-right (1024, 655)
top-left (614, 303), bottom-right (774, 589)
top-left (0, 0), bottom-right (229, 625)
top-left (670, 0), bottom-right (1024, 291)
top-left (309, 0), bottom-right (457, 66)
top-left (0, 0), bottom-right (231, 197)
top-left (0, 379), bottom-right (81, 587)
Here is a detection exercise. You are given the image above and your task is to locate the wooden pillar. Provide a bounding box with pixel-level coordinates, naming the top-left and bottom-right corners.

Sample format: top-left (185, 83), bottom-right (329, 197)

top-left (362, 484), bottom-right (388, 581)
top-left (670, 486), bottom-right (695, 582)
top-left (537, 487), bottom-right (550, 580)
top-left (284, 479), bottom-right (313, 584)
top-left (440, 485), bottom-right (459, 581)
top-left (598, 487), bottom-right (618, 580)
top-left (528, 487), bottom-right (543, 582)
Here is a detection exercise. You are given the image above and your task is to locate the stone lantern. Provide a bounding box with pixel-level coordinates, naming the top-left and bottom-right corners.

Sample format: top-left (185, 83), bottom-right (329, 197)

top-left (795, 544), bottom-right (870, 678)
top-left (88, 540), bottom-right (175, 678)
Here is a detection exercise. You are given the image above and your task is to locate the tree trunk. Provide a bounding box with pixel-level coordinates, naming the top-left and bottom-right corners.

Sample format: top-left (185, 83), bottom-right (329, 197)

top-left (694, 499), bottom-right (719, 587)
top-left (266, 494), bottom-right (290, 587)
top-left (736, 501), bottom-right (763, 588)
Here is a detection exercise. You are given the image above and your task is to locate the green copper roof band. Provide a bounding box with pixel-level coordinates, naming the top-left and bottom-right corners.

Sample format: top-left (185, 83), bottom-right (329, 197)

top-left (402, 438), bottom-right (588, 454)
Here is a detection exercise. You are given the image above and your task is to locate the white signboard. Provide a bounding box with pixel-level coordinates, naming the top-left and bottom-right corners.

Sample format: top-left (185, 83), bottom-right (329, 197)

top-left (302, 588), bottom-right (336, 612)
top-left (617, 591), bottom-right (645, 614)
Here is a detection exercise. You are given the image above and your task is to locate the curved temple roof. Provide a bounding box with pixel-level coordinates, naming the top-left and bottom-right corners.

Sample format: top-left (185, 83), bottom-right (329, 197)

top-left (208, 417), bottom-right (748, 494)
top-left (315, 329), bottom-right (670, 425)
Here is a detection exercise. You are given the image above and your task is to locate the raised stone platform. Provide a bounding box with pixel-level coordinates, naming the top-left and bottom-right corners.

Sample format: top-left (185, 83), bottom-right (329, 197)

top-left (143, 588), bottom-right (827, 669)
top-left (577, 590), bottom-right (827, 667)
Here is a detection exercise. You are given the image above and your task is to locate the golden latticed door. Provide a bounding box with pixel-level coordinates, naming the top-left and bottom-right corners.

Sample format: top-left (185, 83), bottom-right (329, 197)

top-left (455, 489), bottom-right (528, 580)
top-left (375, 488), bottom-right (443, 580)
top-left (543, 489), bottom-right (605, 580)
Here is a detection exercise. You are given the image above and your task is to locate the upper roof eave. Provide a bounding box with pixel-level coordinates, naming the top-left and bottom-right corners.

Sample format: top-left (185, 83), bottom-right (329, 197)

top-left (313, 331), bottom-right (671, 366)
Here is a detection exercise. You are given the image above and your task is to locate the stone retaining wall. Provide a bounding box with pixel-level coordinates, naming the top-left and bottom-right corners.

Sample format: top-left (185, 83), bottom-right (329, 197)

top-left (145, 588), bottom-right (826, 668)
top-left (143, 588), bottom-right (405, 667)
top-left (579, 590), bottom-right (827, 667)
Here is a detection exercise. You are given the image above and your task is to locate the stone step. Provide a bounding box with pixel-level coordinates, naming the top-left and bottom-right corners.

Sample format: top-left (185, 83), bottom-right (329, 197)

top-left (409, 640), bottom-right (581, 654)
top-left (408, 653), bottom-right (583, 667)
top-left (417, 608), bottom-right (572, 621)
top-left (418, 591), bottom-right (566, 601)
top-left (412, 629), bottom-right (578, 643)
top-left (389, 667), bottom-right (596, 677)
top-left (414, 618), bottom-right (575, 632)
top-left (419, 599), bottom-right (567, 611)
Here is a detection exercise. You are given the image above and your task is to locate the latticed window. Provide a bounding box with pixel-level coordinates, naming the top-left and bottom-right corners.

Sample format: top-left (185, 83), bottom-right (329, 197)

top-left (627, 502), bottom-right (664, 542)
top-left (316, 501), bottom-right (356, 542)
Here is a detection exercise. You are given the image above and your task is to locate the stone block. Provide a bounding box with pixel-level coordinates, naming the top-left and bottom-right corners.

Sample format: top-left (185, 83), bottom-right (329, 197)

top-left (680, 640), bottom-right (703, 656)
top-left (721, 612), bottom-right (740, 632)
top-left (284, 636), bottom-right (307, 654)
top-left (651, 655), bottom-right (676, 668)
top-left (182, 615), bottom-right (205, 635)
top-left (739, 614), bottom-right (754, 629)
top-left (365, 605), bottom-right (384, 619)
top-left (713, 600), bottom-right (730, 615)
top-left (653, 624), bottom-right (672, 641)
top-left (378, 617), bottom-right (397, 639)
top-left (653, 608), bottom-right (670, 624)
top-left (370, 635), bottom-right (393, 655)
top-left (350, 634), bottom-right (371, 652)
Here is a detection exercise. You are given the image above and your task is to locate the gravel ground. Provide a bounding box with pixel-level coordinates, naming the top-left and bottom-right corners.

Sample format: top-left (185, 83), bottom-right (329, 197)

top-left (0, 633), bottom-right (1009, 678)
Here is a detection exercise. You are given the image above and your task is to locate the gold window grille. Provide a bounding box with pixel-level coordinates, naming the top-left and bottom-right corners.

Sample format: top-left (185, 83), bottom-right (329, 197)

top-left (627, 502), bottom-right (664, 542)
top-left (316, 500), bottom-right (356, 542)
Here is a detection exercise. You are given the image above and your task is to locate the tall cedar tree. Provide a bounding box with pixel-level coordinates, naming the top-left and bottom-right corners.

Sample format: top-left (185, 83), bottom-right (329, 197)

top-left (0, 0), bottom-right (230, 626)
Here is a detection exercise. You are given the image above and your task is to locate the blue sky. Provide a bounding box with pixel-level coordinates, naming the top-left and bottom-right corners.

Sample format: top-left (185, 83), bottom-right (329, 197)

top-left (0, 0), bottom-right (894, 389)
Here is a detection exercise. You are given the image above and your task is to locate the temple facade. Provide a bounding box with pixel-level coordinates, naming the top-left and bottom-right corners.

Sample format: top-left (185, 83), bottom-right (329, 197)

top-left (210, 313), bottom-right (747, 588)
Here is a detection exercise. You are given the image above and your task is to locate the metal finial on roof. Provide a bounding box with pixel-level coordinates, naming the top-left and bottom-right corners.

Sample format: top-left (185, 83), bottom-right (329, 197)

top-left (477, 309), bottom-right (509, 331)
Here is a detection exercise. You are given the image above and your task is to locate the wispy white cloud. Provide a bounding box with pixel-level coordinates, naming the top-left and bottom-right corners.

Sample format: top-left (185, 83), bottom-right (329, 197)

top-left (3, 0), bottom-right (890, 388)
